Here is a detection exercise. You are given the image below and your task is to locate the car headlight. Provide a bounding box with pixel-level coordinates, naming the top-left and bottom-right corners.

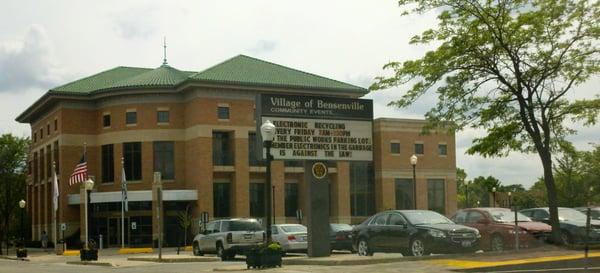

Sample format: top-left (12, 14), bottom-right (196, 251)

top-left (508, 229), bottom-right (527, 234)
top-left (428, 229), bottom-right (446, 238)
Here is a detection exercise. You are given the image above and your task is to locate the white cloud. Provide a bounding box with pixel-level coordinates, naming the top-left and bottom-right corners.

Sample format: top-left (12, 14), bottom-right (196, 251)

top-left (0, 25), bottom-right (63, 93)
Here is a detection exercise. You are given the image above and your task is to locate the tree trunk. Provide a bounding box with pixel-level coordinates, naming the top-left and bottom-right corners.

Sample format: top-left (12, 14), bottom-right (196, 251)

top-left (539, 148), bottom-right (562, 244)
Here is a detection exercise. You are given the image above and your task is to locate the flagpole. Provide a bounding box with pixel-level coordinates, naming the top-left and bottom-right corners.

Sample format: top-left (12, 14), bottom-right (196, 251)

top-left (53, 161), bottom-right (58, 255)
top-left (121, 157), bottom-right (125, 249)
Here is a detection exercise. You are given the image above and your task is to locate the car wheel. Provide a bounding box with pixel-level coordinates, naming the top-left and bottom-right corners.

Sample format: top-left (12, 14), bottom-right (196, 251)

top-left (560, 231), bottom-right (572, 245)
top-left (216, 243), bottom-right (227, 261)
top-left (357, 238), bottom-right (373, 256)
top-left (410, 238), bottom-right (427, 257)
top-left (491, 234), bottom-right (504, 252)
top-left (192, 242), bottom-right (203, 256)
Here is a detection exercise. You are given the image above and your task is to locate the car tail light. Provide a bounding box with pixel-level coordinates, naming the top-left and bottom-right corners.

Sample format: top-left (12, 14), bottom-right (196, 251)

top-left (227, 232), bottom-right (232, 243)
top-left (288, 235), bottom-right (296, 241)
top-left (336, 234), bottom-right (345, 240)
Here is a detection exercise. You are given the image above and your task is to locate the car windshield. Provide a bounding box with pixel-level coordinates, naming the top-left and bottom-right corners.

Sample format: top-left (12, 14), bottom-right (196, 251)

top-left (490, 210), bottom-right (532, 222)
top-left (403, 211), bottom-right (454, 225)
top-left (331, 224), bottom-right (352, 231)
top-left (228, 220), bottom-right (263, 231)
top-left (281, 225), bottom-right (307, 233)
top-left (558, 208), bottom-right (587, 221)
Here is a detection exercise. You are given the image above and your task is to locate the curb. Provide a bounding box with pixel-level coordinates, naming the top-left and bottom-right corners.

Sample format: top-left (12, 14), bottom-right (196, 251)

top-left (0, 256), bottom-right (29, 262)
top-left (119, 248), bottom-right (153, 255)
top-left (127, 257), bottom-right (220, 263)
top-left (66, 261), bottom-right (114, 267)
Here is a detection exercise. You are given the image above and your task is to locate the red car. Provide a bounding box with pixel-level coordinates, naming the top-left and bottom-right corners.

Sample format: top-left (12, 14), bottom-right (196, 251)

top-left (451, 208), bottom-right (551, 251)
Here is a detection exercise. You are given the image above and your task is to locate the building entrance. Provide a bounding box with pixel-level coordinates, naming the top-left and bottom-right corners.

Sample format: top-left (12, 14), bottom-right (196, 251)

top-left (107, 217), bottom-right (129, 247)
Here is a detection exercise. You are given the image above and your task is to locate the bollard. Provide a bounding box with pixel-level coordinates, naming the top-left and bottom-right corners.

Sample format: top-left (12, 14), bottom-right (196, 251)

top-left (99, 234), bottom-right (103, 250)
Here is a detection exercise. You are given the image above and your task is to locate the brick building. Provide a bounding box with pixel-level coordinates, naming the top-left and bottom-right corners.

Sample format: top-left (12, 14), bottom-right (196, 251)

top-left (16, 55), bottom-right (456, 247)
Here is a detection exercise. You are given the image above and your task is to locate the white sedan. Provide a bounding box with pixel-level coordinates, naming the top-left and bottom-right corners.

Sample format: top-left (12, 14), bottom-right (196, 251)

top-left (271, 224), bottom-right (308, 253)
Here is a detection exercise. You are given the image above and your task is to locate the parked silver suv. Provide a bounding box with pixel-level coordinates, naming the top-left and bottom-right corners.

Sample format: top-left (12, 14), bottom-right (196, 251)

top-left (192, 218), bottom-right (264, 260)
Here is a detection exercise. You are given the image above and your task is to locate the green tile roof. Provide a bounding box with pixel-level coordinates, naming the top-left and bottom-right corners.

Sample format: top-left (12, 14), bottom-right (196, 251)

top-left (51, 66), bottom-right (152, 94)
top-left (48, 55), bottom-right (366, 95)
top-left (108, 65), bottom-right (194, 89)
top-left (190, 55), bottom-right (366, 92)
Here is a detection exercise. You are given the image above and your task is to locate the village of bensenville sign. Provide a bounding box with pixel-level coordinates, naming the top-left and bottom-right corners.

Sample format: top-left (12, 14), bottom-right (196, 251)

top-left (256, 93), bottom-right (373, 161)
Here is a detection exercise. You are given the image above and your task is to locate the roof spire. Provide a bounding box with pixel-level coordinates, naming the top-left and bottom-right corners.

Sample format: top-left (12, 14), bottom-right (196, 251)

top-left (162, 36), bottom-right (168, 65)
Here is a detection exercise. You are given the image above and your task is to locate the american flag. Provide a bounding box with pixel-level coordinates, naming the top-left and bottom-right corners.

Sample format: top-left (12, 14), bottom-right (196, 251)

top-left (69, 154), bottom-right (87, 186)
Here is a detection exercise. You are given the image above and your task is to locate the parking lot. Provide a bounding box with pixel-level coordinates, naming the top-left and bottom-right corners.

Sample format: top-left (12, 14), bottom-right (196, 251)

top-left (2, 245), bottom-right (600, 273)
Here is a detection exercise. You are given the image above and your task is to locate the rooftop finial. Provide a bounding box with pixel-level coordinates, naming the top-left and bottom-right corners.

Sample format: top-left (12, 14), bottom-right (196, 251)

top-left (162, 36), bottom-right (168, 65)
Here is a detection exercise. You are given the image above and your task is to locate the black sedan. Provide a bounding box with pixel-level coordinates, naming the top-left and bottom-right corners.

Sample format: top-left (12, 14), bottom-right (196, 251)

top-left (330, 223), bottom-right (354, 252)
top-left (351, 210), bottom-right (480, 256)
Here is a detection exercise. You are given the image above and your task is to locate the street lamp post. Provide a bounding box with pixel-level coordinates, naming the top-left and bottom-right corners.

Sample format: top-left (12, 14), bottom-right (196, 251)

top-left (410, 155), bottom-right (418, 210)
top-left (19, 200), bottom-right (26, 245)
top-left (84, 178), bottom-right (94, 249)
top-left (507, 191), bottom-right (512, 209)
top-left (492, 187), bottom-right (497, 208)
top-left (261, 120), bottom-right (276, 244)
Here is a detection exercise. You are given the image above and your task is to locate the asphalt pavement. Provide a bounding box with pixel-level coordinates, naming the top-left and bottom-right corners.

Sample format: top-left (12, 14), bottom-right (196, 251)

top-left (454, 256), bottom-right (600, 273)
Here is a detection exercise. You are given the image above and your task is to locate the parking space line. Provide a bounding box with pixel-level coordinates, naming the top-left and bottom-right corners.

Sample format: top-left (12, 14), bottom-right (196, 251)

top-left (429, 252), bottom-right (600, 269)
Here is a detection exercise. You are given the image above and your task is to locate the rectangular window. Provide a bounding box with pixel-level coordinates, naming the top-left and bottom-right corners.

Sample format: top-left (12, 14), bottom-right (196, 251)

top-left (103, 114), bottom-right (111, 127)
top-left (33, 133), bottom-right (37, 143)
top-left (46, 145), bottom-right (52, 178)
top-left (101, 144), bottom-right (114, 183)
top-left (40, 128), bottom-right (43, 139)
top-left (395, 178), bottom-right (414, 210)
top-left (212, 132), bottom-right (233, 165)
top-left (350, 161), bottom-right (375, 216)
top-left (427, 179), bottom-right (445, 214)
top-left (53, 141), bottom-right (59, 174)
top-left (217, 106), bottom-right (230, 120)
top-left (54, 119), bottom-right (58, 131)
top-left (250, 183), bottom-right (265, 217)
top-left (153, 141), bottom-right (174, 180)
top-left (415, 143), bottom-right (424, 155)
top-left (123, 142), bottom-right (142, 181)
top-left (285, 183), bottom-right (299, 217)
top-left (126, 111), bottom-right (137, 125)
top-left (248, 133), bottom-right (260, 166)
top-left (33, 152), bottom-right (38, 183)
top-left (438, 144), bottom-right (447, 156)
top-left (157, 111), bottom-right (169, 123)
top-left (213, 183), bottom-right (230, 218)
top-left (39, 148), bottom-right (44, 180)
top-left (390, 142), bottom-right (400, 154)
top-left (47, 124), bottom-right (50, 136)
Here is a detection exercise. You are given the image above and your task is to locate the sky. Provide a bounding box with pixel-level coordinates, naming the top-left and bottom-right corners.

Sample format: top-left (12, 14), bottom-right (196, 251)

top-left (0, 0), bottom-right (598, 188)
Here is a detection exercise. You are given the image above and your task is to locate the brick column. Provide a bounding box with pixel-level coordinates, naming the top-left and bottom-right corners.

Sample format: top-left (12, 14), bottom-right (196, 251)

top-left (330, 162), bottom-right (351, 224)
top-left (232, 131), bottom-right (249, 217)
top-left (416, 176), bottom-right (427, 210)
top-left (186, 137), bottom-right (213, 220)
top-left (445, 177), bottom-right (457, 216)
top-left (271, 161), bottom-right (285, 223)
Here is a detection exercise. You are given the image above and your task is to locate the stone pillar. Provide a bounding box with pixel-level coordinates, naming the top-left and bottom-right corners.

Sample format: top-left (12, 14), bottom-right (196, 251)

top-left (445, 177), bottom-right (457, 216)
top-left (232, 131), bottom-right (249, 217)
top-left (78, 184), bottom-right (86, 243)
top-left (304, 161), bottom-right (330, 257)
top-left (152, 173), bottom-right (164, 246)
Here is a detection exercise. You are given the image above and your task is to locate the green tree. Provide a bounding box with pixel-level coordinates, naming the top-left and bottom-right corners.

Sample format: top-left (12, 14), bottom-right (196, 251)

top-left (372, 0), bottom-right (600, 243)
top-left (0, 134), bottom-right (29, 254)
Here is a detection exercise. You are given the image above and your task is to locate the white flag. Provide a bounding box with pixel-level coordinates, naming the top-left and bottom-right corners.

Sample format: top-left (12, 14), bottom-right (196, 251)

top-left (52, 168), bottom-right (59, 212)
top-left (121, 166), bottom-right (128, 212)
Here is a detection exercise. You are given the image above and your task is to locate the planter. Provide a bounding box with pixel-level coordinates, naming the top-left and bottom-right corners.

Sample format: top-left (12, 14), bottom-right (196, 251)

top-left (246, 247), bottom-right (282, 269)
top-left (80, 249), bottom-right (98, 261)
top-left (16, 248), bottom-right (27, 258)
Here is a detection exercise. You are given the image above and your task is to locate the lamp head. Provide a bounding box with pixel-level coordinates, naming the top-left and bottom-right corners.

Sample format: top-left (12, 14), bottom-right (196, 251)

top-left (410, 154), bottom-right (418, 166)
top-left (260, 120), bottom-right (276, 142)
top-left (19, 199), bottom-right (26, 208)
top-left (84, 178), bottom-right (94, 191)
top-left (492, 187), bottom-right (496, 193)
top-left (508, 191), bottom-right (512, 197)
